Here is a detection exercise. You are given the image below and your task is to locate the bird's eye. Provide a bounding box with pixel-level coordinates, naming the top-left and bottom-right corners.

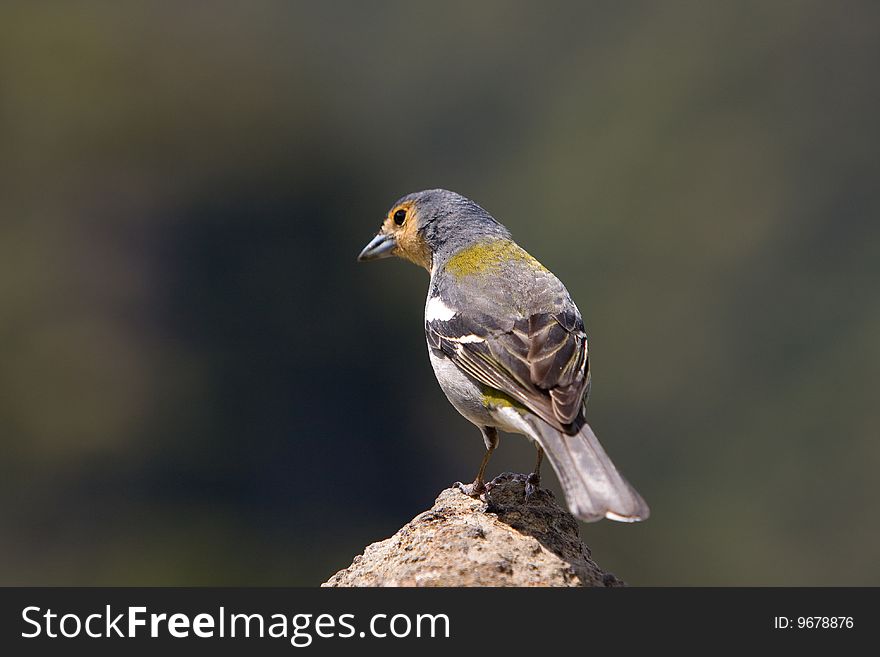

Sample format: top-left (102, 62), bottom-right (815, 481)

top-left (393, 209), bottom-right (407, 225)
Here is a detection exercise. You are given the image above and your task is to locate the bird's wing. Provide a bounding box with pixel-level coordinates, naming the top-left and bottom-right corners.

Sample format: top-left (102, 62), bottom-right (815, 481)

top-left (426, 307), bottom-right (590, 433)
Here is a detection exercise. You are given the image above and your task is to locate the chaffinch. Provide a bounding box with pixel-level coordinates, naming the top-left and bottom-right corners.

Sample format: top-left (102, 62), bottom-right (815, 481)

top-left (358, 189), bottom-right (649, 522)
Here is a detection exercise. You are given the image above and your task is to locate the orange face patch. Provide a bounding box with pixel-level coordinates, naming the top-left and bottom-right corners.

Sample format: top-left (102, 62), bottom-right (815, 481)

top-left (381, 200), bottom-right (432, 271)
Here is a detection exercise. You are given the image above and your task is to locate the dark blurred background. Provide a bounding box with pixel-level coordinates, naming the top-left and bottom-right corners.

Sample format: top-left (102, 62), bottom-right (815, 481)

top-left (1, 1), bottom-right (878, 586)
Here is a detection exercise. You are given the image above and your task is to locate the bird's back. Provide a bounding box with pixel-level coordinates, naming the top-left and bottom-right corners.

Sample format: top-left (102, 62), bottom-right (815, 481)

top-left (426, 235), bottom-right (590, 434)
top-left (430, 237), bottom-right (577, 322)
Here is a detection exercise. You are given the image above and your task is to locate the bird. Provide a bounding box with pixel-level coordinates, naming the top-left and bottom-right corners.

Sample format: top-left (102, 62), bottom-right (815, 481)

top-left (358, 189), bottom-right (649, 522)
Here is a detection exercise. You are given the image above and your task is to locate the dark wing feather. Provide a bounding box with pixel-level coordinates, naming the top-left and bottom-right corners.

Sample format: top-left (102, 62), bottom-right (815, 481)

top-left (427, 309), bottom-right (590, 434)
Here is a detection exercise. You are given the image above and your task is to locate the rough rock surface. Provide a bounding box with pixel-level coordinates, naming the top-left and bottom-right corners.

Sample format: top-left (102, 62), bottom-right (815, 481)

top-left (323, 472), bottom-right (625, 587)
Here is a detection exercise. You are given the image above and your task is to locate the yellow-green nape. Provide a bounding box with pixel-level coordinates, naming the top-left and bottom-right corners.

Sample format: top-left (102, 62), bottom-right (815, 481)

top-left (480, 387), bottom-right (527, 412)
top-left (445, 239), bottom-right (548, 278)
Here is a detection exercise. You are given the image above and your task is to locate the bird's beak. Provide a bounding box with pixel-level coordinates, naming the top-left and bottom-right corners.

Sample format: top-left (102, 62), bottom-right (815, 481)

top-left (357, 232), bottom-right (397, 261)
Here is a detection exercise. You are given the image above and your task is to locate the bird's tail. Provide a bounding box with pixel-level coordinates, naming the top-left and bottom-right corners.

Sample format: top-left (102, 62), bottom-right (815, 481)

top-left (524, 416), bottom-right (650, 523)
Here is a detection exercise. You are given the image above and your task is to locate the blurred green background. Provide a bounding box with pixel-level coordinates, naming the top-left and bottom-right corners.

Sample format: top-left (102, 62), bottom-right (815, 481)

top-left (1, 1), bottom-right (878, 586)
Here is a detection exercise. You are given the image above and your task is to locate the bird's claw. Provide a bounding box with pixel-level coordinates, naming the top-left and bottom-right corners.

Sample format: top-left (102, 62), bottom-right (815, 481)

top-left (525, 472), bottom-right (541, 500)
top-left (455, 479), bottom-right (486, 497)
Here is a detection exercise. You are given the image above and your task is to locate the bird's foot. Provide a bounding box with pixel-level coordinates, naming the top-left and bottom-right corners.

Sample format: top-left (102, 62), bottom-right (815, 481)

top-left (525, 472), bottom-right (541, 500)
top-left (455, 478), bottom-right (487, 497)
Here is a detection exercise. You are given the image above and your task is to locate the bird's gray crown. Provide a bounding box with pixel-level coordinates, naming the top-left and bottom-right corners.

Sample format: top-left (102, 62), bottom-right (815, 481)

top-left (393, 189), bottom-right (511, 258)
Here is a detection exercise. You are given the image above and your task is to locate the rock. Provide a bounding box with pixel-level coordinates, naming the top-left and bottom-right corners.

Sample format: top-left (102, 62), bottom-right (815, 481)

top-left (322, 472), bottom-right (625, 587)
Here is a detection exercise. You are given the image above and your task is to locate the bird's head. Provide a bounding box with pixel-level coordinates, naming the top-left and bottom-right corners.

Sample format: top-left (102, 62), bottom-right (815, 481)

top-left (357, 189), bottom-right (509, 272)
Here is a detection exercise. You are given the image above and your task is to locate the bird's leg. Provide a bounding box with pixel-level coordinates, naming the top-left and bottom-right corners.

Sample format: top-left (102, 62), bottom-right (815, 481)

top-left (456, 426), bottom-right (499, 497)
top-left (525, 445), bottom-right (544, 498)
